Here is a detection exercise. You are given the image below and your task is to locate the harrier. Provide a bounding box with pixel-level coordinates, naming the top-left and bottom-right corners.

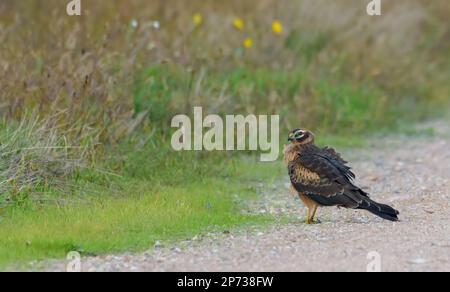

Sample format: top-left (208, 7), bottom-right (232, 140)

top-left (284, 129), bottom-right (399, 224)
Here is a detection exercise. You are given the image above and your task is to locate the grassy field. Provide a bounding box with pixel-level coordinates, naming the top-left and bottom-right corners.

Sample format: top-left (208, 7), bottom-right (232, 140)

top-left (0, 0), bottom-right (449, 268)
top-left (0, 159), bottom-right (283, 267)
top-left (0, 123), bottom-right (365, 267)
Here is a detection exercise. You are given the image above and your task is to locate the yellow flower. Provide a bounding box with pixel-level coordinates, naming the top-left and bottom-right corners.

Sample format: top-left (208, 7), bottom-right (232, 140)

top-left (193, 13), bottom-right (203, 26)
top-left (272, 20), bottom-right (283, 35)
top-left (233, 18), bottom-right (244, 30)
top-left (243, 38), bottom-right (254, 49)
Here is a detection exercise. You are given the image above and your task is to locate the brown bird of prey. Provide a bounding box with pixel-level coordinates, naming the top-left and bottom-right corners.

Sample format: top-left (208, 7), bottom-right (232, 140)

top-left (284, 129), bottom-right (399, 224)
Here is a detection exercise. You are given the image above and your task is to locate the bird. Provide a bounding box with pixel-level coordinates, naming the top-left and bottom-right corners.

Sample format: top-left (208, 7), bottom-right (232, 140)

top-left (284, 129), bottom-right (399, 224)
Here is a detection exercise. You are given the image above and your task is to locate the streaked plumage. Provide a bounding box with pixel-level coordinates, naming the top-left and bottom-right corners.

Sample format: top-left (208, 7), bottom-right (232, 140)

top-left (285, 129), bottom-right (399, 224)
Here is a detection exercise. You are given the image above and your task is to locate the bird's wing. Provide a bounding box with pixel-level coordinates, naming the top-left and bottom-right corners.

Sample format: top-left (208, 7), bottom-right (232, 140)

top-left (321, 146), bottom-right (355, 181)
top-left (289, 150), bottom-right (365, 206)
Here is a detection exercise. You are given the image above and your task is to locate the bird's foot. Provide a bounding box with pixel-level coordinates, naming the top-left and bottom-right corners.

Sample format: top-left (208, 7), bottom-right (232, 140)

top-left (305, 218), bottom-right (322, 225)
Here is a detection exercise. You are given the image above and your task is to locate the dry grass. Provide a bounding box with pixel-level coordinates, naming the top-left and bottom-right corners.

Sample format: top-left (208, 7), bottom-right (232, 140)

top-left (1, 0), bottom-right (448, 121)
top-left (0, 113), bottom-right (96, 206)
top-left (0, 0), bottom-right (448, 202)
top-left (0, 0), bottom-right (448, 267)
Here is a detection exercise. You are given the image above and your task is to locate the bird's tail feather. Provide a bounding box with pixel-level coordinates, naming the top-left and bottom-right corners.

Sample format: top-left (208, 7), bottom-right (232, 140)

top-left (358, 197), bottom-right (399, 222)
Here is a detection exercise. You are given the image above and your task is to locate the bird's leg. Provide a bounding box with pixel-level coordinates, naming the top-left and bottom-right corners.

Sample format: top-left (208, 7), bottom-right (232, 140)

top-left (306, 205), bottom-right (319, 224)
top-left (299, 192), bottom-right (321, 224)
top-left (311, 206), bottom-right (321, 224)
top-left (305, 208), bottom-right (311, 224)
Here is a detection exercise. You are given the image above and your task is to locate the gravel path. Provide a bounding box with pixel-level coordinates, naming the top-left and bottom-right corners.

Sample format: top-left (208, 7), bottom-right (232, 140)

top-left (46, 120), bottom-right (450, 272)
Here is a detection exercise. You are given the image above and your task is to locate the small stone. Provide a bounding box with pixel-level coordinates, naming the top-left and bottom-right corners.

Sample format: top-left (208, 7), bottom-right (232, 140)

top-left (408, 258), bottom-right (427, 265)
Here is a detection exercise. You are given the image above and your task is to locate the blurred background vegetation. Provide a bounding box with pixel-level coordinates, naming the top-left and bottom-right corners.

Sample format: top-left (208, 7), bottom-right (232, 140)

top-left (0, 0), bottom-right (449, 206)
top-left (0, 0), bottom-right (449, 265)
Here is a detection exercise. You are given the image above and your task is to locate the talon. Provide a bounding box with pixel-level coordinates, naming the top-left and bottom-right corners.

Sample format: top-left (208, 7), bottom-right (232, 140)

top-left (306, 218), bottom-right (321, 225)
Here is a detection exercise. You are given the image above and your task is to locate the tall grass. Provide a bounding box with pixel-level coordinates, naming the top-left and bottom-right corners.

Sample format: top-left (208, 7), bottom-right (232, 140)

top-left (0, 0), bottom-right (448, 202)
top-left (1, 1), bottom-right (448, 124)
top-left (0, 114), bottom-right (98, 206)
top-left (0, 0), bottom-right (448, 267)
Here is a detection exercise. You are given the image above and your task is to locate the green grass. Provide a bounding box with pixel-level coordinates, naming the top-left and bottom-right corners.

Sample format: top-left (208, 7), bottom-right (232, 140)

top-left (0, 61), bottom-right (442, 268)
top-left (0, 0), bottom-right (448, 268)
top-left (0, 117), bottom-right (437, 269)
top-left (0, 154), bottom-right (282, 269)
top-left (0, 60), bottom-right (445, 268)
top-left (132, 64), bottom-right (440, 138)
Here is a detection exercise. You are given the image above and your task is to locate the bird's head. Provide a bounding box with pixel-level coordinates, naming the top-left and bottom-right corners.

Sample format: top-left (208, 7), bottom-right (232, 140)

top-left (287, 129), bottom-right (315, 145)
